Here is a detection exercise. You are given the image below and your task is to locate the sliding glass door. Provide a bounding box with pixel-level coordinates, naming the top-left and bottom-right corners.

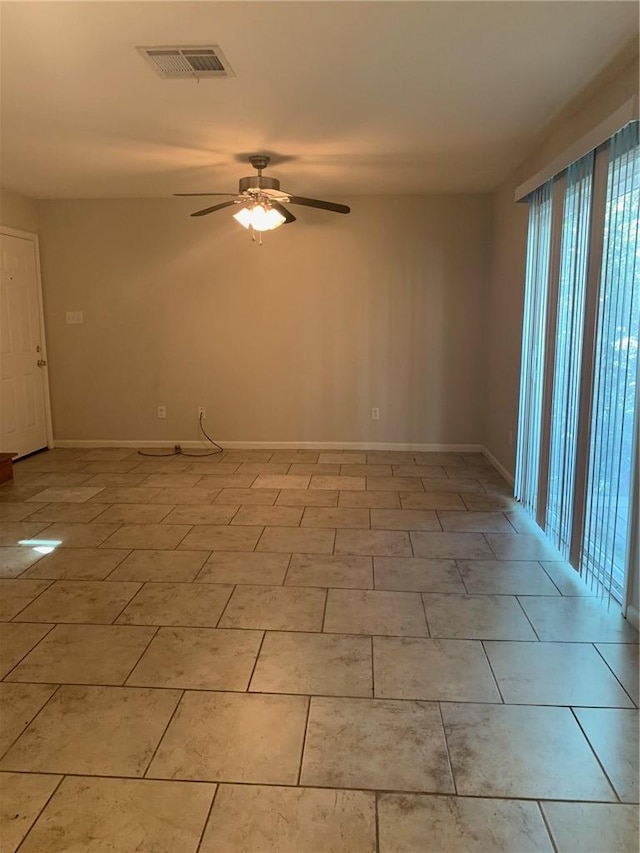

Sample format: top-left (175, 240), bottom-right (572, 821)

top-left (515, 120), bottom-right (639, 606)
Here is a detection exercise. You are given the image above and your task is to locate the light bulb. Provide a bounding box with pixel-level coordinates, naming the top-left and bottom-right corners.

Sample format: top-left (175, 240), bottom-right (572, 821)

top-left (233, 204), bottom-right (286, 231)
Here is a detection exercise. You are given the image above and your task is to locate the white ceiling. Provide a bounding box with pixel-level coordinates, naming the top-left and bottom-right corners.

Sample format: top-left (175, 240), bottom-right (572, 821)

top-left (1, 0), bottom-right (637, 198)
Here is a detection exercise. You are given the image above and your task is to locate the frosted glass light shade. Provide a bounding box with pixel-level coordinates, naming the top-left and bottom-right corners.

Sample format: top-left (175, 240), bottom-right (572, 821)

top-left (233, 204), bottom-right (285, 231)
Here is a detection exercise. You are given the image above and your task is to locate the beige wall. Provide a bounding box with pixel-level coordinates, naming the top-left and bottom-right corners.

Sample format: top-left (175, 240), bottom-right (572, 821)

top-left (0, 185), bottom-right (39, 232)
top-left (37, 195), bottom-right (490, 446)
top-left (483, 50), bottom-right (639, 476)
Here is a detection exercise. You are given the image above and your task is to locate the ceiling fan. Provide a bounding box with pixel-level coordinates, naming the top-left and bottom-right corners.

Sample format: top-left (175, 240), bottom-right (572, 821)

top-left (175, 155), bottom-right (350, 232)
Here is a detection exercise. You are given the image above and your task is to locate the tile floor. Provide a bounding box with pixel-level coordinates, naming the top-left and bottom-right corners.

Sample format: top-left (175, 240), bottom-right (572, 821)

top-left (0, 447), bottom-right (638, 852)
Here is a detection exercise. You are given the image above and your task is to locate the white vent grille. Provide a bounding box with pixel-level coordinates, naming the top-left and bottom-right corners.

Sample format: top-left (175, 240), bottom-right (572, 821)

top-left (137, 45), bottom-right (234, 78)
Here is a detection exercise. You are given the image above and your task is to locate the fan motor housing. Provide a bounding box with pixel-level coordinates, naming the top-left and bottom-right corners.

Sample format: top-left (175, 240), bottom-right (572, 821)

top-left (239, 175), bottom-right (281, 193)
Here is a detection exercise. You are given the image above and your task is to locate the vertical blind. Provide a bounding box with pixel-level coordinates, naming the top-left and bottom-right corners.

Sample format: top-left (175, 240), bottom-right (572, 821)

top-left (516, 121), bottom-right (640, 606)
top-left (515, 182), bottom-right (552, 515)
top-left (582, 123), bottom-right (640, 600)
top-left (546, 153), bottom-right (594, 554)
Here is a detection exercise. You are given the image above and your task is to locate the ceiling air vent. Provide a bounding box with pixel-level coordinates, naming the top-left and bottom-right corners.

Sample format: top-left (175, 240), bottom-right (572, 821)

top-left (137, 45), bottom-right (234, 78)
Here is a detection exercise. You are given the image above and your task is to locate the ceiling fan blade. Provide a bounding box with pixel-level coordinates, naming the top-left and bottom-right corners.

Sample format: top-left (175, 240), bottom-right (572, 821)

top-left (284, 195), bottom-right (350, 214)
top-left (175, 192), bottom-right (236, 197)
top-left (271, 201), bottom-right (296, 224)
top-left (191, 200), bottom-right (239, 217)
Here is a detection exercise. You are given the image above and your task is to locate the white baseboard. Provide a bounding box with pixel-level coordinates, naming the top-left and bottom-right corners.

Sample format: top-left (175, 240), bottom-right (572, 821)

top-left (625, 604), bottom-right (639, 631)
top-left (53, 439), bottom-right (485, 453)
top-left (481, 446), bottom-right (515, 486)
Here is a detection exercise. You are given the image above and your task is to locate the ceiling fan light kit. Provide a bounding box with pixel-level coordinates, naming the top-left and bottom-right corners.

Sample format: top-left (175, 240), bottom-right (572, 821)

top-left (176, 155), bottom-right (350, 243)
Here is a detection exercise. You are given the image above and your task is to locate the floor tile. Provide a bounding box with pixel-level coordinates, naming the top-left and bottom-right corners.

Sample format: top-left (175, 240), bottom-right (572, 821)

top-left (237, 463), bottom-right (295, 475)
top-left (140, 473), bottom-right (205, 488)
top-left (335, 529), bottom-right (411, 557)
top-left (442, 703), bottom-right (616, 800)
top-left (14, 579), bottom-right (141, 624)
top-left (0, 546), bottom-right (45, 578)
top-left (0, 685), bottom-right (181, 776)
top-left (378, 794), bottom-right (553, 853)
top-left (180, 463), bottom-right (239, 475)
top-left (221, 450), bottom-right (274, 463)
top-left (83, 473), bottom-right (149, 486)
top-left (16, 503), bottom-right (106, 523)
top-left (0, 772), bottom-right (62, 853)
top-left (269, 451), bottom-right (319, 463)
top-left (6, 623), bottom-right (155, 685)
top-left (232, 505), bottom-right (303, 526)
top-left (340, 464), bottom-right (392, 477)
top-left (339, 490), bottom-right (400, 508)
top-left (0, 579), bottom-right (52, 620)
top-left (411, 532), bottom-right (494, 559)
top-left (93, 503), bottom-right (174, 524)
top-left (366, 451), bottom-right (415, 465)
top-left (215, 488), bottom-right (279, 505)
top-left (425, 592), bottom-right (538, 640)
top-left (102, 524), bottom-right (192, 550)
top-left (22, 547), bottom-right (130, 580)
top-left (391, 465), bottom-right (446, 479)
top-left (370, 509), bottom-right (440, 531)
top-left (26, 486), bottom-right (106, 503)
top-left (367, 477), bottom-right (423, 492)
top-left (286, 554), bottom-right (373, 589)
top-left (540, 560), bottom-right (599, 595)
top-left (374, 557), bottom-right (465, 593)
top-left (595, 642), bottom-right (639, 704)
top-left (457, 559), bottom-right (561, 595)
top-left (310, 476), bottom-right (366, 491)
top-left (0, 502), bottom-right (41, 521)
top-left (0, 623), bottom-right (53, 678)
top-left (485, 533), bottom-right (563, 561)
top-left (300, 697), bottom-right (452, 792)
top-left (196, 551), bottom-right (289, 585)
top-left (301, 507), bottom-right (370, 529)
top-left (148, 691), bottom-right (307, 784)
top-left (219, 584), bottom-right (326, 631)
top-left (128, 627), bottom-right (262, 690)
top-left (250, 631), bottom-right (372, 697)
top-left (87, 486), bottom-right (166, 504)
top-left (253, 474), bottom-right (310, 489)
top-left (32, 522), bottom-right (119, 548)
top-left (318, 452), bottom-right (366, 464)
top-left (461, 492), bottom-right (520, 510)
top-left (200, 784), bottom-right (376, 853)
top-left (574, 707), bottom-right (639, 802)
top-left (374, 637), bottom-right (500, 702)
top-left (0, 683), bottom-right (57, 756)
top-left (117, 582), bottom-right (233, 626)
top-left (18, 775), bottom-right (215, 853)
top-left (178, 524), bottom-right (262, 551)
top-left (151, 487), bottom-right (222, 504)
top-left (485, 641), bottom-right (634, 706)
top-left (437, 510), bottom-right (513, 533)
top-left (0, 522), bottom-right (51, 546)
top-left (276, 489), bottom-right (339, 507)
top-left (541, 802), bottom-right (640, 853)
top-left (107, 549), bottom-right (208, 582)
top-left (400, 492), bottom-right (466, 510)
top-left (416, 478), bottom-right (484, 494)
top-left (324, 589), bottom-right (428, 637)
top-left (257, 526), bottom-right (335, 554)
top-left (518, 596), bottom-right (639, 642)
top-left (184, 474), bottom-right (258, 490)
top-left (289, 463), bottom-right (341, 475)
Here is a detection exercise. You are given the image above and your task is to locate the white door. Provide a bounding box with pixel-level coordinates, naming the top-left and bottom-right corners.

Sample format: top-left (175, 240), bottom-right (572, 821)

top-left (0, 231), bottom-right (50, 458)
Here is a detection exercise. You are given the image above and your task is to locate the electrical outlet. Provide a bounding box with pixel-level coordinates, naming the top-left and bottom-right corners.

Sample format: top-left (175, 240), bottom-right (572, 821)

top-left (197, 406), bottom-right (206, 419)
top-left (371, 407), bottom-right (380, 421)
top-left (157, 406), bottom-right (166, 419)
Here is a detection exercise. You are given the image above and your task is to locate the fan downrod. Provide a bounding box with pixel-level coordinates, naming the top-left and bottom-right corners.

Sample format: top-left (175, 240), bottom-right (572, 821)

top-left (249, 155), bottom-right (270, 174)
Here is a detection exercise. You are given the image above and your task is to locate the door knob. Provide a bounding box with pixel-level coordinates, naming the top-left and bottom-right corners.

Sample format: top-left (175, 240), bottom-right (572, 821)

top-left (37, 359), bottom-right (47, 367)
